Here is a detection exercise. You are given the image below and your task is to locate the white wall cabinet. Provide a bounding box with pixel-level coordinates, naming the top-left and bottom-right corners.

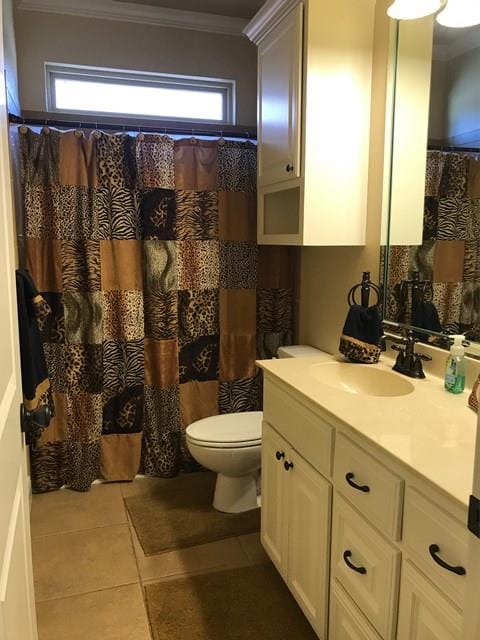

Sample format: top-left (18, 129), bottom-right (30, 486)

top-left (257, 3), bottom-right (302, 188)
top-left (261, 376), bottom-right (472, 640)
top-left (245, 0), bottom-right (376, 245)
top-left (262, 421), bottom-right (332, 638)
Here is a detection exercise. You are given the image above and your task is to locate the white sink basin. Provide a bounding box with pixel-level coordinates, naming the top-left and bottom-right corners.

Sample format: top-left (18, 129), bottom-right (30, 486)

top-left (310, 362), bottom-right (415, 398)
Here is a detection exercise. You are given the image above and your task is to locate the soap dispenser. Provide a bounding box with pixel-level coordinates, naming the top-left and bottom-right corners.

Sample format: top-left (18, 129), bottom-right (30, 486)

top-left (444, 335), bottom-right (466, 394)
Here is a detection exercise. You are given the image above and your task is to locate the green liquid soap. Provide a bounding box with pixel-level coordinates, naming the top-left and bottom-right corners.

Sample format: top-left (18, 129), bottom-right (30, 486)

top-left (444, 359), bottom-right (465, 394)
top-left (444, 335), bottom-right (466, 394)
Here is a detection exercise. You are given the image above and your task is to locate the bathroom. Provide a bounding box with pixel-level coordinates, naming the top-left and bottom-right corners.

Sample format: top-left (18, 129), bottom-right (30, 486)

top-left (1, 0), bottom-right (480, 638)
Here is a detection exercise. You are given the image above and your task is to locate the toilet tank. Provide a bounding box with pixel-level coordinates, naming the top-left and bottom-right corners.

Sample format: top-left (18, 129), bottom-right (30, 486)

top-left (277, 345), bottom-right (330, 359)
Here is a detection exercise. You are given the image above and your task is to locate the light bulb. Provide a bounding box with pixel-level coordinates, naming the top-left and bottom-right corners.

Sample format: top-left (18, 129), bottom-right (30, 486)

top-left (387, 0), bottom-right (443, 20)
top-left (437, 0), bottom-right (480, 27)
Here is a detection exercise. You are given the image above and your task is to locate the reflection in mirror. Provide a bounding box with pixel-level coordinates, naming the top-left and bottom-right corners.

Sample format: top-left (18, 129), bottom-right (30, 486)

top-left (384, 21), bottom-right (480, 347)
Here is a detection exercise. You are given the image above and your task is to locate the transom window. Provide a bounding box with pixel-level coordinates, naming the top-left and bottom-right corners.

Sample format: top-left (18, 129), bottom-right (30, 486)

top-left (45, 64), bottom-right (235, 124)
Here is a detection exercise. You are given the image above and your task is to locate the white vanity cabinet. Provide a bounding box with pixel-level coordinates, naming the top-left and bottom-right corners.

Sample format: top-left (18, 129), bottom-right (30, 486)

top-left (262, 420), bottom-right (332, 638)
top-left (260, 374), bottom-right (471, 640)
top-left (245, 0), bottom-right (376, 246)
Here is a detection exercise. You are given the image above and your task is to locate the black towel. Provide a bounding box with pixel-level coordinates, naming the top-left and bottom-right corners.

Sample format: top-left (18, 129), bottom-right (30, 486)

top-left (412, 301), bottom-right (442, 342)
top-left (16, 269), bottom-right (53, 445)
top-left (339, 305), bottom-right (382, 364)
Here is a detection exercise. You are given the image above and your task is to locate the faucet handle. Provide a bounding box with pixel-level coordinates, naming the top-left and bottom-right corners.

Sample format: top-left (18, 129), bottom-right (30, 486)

top-left (416, 352), bottom-right (432, 362)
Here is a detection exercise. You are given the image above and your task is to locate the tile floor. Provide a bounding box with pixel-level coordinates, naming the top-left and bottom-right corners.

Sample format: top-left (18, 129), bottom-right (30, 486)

top-left (31, 477), bottom-right (269, 640)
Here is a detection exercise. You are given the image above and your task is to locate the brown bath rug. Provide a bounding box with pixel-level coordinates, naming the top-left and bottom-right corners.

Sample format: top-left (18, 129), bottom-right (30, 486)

top-left (124, 472), bottom-right (260, 556)
top-left (145, 564), bottom-right (317, 640)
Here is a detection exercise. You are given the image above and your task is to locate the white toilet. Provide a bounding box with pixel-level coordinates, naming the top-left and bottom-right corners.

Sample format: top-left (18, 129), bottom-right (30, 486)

top-left (186, 345), bottom-right (329, 513)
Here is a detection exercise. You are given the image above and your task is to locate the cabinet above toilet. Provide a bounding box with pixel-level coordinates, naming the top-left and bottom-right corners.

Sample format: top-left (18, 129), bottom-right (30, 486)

top-left (245, 0), bottom-right (377, 246)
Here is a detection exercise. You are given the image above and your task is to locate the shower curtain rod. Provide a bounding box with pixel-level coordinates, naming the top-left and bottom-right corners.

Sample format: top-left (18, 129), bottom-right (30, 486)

top-left (428, 144), bottom-right (480, 153)
top-left (8, 113), bottom-right (257, 141)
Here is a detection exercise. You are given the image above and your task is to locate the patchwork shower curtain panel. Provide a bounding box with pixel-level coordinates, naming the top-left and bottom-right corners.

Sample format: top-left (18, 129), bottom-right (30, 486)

top-left (20, 128), bottom-right (294, 493)
top-left (386, 150), bottom-right (480, 338)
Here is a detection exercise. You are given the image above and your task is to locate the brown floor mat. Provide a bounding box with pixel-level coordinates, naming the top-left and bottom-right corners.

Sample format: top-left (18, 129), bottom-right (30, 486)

top-left (144, 564), bottom-right (318, 640)
top-left (124, 472), bottom-right (260, 556)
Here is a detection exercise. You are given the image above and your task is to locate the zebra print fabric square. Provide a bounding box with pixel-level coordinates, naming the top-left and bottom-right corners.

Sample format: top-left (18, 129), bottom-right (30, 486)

top-left (61, 239), bottom-right (101, 291)
top-left (219, 376), bottom-right (261, 414)
top-left (102, 339), bottom-right (144, 393)
top-left (175, 190), bottom-right (218, 240)
top-left (257, 289), bottom-right (293, 333)
top-left (95, 186), bottom-right (140, 240)
top-left (144, 291), bottom-right (178, 341)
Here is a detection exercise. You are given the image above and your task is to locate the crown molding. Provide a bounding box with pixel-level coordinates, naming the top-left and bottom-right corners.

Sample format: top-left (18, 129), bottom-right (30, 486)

top-left (433, 28), bottom-right (480, 61)
top-left (15, 0), bottom-right (249, 36)
top-left (244, 0), bottom-right (299, 44)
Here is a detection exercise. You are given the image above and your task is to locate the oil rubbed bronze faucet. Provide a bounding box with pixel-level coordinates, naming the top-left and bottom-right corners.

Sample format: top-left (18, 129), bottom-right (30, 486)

top-left (383, 328), bottom-right (432, 379)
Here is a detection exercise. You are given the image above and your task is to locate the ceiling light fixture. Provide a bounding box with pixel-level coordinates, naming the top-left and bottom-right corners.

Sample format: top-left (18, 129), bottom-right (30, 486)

top-left (436, 0), bottom-right (480, 27)
top-left (387, 0), bottom-right (443, 20)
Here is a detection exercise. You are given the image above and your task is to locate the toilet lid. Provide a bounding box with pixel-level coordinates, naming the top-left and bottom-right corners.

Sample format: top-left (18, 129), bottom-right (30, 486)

top-left (186, 411), bottom-right (263, 448)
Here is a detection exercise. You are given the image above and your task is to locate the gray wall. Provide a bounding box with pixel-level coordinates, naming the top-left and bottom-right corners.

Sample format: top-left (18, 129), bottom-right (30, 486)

top-left (14, 9), bottom-right (258, 126)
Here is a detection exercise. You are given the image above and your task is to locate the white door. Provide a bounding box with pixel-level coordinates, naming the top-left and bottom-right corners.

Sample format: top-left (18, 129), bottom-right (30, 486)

top-left (0, 2), bottom-right (38, 637)
top-left (257, 3), bottom-right (303, 188)
top-left (463, 411), bottom-right (480, 639)
top-left (261, 421), bottom-right (289, 578)
top-left (287, 450), bottom-right (331, 638)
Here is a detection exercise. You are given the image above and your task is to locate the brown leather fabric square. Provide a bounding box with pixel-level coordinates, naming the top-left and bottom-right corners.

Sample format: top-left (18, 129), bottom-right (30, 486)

top-left (220, 289), bottom-right (256, 335)
top-left (145, 339), bottom-right (179, 388)
top-left (25, 238), bottom-right (63, 292)
top-left (434, 240), bottom-right (465, 283)
top-left (258, 246), bottom-right (295, 289)
top-left (219, 335), bottom-right (257, 382)
top-left (174, 140), bottom-right (218, 190)
top-left (58, 131), bottom-right (98, 187)
top-left (218, 191), bottom-right (256, 242)
top-left (100, 433), bottom-right (142, 481)
top-left (180, 380), bottom-right (218, 428)
top-left (468, 157), bottom-right (480, 199)
top-left (100, 240), bottom-right (142, 291)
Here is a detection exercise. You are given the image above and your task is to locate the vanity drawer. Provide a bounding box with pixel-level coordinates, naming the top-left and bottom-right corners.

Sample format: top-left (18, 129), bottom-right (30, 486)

top-left (332, 494), bottom-right (401, 640)
top-left (402, 488), bottom-right (468, 610)
top-left (334, 433), bottom-right (404, 539)
top-left (263, 380), bottom-right (333, 477)
top-left (330, 581), bottom-right (382, 640)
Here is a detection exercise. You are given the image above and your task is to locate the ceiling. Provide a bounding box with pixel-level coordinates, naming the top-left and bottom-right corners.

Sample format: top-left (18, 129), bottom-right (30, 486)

top-left (434, 23), bottom-right (479, 45)
top-left (114, 0), bottom-right (266, 19)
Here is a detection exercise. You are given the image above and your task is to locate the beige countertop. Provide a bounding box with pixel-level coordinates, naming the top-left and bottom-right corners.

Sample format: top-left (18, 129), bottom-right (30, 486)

top-left (257, 354), bottom-right (477, 509)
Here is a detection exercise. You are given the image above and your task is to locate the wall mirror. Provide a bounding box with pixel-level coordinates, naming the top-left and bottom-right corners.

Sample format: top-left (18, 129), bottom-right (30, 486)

top-left (382, 16), bottom-right (480, 353)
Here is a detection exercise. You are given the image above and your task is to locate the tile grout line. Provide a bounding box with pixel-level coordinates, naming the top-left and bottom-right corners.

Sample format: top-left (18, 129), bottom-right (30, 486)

top-left (35, 579), bottom-right (140, 604)
top-left (31, 518), bottom-right (129, 541)
top-left (125, 512), bottom-right (154, 640)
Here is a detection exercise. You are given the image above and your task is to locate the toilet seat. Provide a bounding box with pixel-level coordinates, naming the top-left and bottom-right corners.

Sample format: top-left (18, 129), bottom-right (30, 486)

top-left (186, 411), bottom-right (262, 449)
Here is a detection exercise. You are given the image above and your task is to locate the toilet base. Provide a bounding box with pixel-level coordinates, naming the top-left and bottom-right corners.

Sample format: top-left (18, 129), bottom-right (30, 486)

top-left (213, 472), bottom-right (259, 514)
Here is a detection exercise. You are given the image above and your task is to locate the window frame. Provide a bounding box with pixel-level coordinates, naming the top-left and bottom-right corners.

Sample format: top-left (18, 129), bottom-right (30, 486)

top-left (45, 63), bottom-right (236, 125)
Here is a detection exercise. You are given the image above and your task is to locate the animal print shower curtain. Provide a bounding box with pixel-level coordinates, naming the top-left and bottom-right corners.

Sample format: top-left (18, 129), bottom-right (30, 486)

top-left (386, 150), bottom-right (480, 339)
top-left (19, 127), bottom-right (294, 493)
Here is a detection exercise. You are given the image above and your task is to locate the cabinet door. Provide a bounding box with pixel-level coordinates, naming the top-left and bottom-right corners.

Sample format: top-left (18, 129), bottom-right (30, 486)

top-left (287, 449), bottom-right (332, 638)
top-left (330, 582), bottom-right (382, 640)
top-left (258, 3), bottom-right (303, 187)
top-left (261, 421), bottom-right (290, 578)
top-left (397, 562), bottom-right (463, 640)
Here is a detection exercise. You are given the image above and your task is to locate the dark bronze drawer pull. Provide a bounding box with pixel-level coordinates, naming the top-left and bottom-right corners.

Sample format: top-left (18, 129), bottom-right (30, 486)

top-left (343, 550), bottom-right (367, 575)
top-left (284, 461), bottom-right (294, 471)
top-left (276, 451), bottom-right (285, 461)
top-left (429, 544), bottom-right (466, 576)
top-left (346, 472), bottom-right (370, 493)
